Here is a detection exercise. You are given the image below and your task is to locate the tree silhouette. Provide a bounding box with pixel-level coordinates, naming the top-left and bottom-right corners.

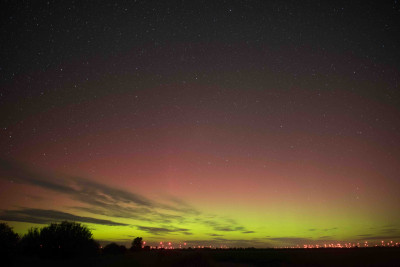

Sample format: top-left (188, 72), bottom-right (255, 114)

top-left (20, 221), bottom-right (99, 258)
top-left (40, 221), bottom-right (99, 258)
top-left (0, 223), bottom-right (19, 257)
top-left (19, 227), bottom-right (41, 255)
top-left (131, 237), bottom-right (143, 251)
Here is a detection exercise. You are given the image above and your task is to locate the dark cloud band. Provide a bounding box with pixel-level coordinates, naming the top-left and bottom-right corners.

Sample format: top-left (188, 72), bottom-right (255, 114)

top-left (0, 208), bottom-right (128, 226)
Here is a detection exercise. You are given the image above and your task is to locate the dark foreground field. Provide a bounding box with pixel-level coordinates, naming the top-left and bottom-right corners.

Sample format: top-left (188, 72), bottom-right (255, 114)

top-left (10, 248), bottom-right (400, 266)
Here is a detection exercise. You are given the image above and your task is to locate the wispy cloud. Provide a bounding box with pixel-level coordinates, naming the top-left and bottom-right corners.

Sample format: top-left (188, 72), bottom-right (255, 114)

top-left (355, 224), bottom-right (400, 241)
top-left (0, 158), bottom-right (154, 209)
top-left (209, 233), bottom-right (224, 237)
top-left (0, 158), bottom-right (196, 225)
top-left (322, 227), bottom-right (338, 231)
top-left (213, 226), bottom-right (245, 232)
top-left (381, 228), bottom-right (399, 234)
top-left (357, 234), bottom-right (373, 237)
top-left (356, 226), bottom-right (400, 241)
top-left (0, 208), bottom-right (128, 226)
top-left (136, 225), bottom-right (192, 235)
top-left (0, 158), bottom-right (248, 235)
top-left (200, 218), bottom-right (250, 233)
top-left (308, 227), bottom-right (338, 232)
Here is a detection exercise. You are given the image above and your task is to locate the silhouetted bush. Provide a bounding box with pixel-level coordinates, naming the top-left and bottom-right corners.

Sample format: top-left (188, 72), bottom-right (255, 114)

top-left (131, 237), bottom-right (143, 251)
top-left (0, 223), bottom-right (19, 257)
top-left (19, 221), bottom-right (99, 258)
top-left (103, 242), bottom-right (127, 255)
top-left (40, 221), bottom-right (99, 258)
top-left (19, 227), bottom-right (41, 256)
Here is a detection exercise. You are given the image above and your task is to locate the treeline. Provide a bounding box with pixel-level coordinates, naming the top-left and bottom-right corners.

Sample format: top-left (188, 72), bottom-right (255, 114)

top-left (0, 222), bottom-right (143, 259)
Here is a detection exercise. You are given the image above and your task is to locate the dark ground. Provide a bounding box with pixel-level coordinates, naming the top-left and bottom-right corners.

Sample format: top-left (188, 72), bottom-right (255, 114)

top-left (10, 248), bottom-right (400, 267)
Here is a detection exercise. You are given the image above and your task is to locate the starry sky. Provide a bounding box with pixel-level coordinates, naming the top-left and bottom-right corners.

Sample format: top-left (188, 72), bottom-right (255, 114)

top-left (1, 1), bottom-right (400, 248)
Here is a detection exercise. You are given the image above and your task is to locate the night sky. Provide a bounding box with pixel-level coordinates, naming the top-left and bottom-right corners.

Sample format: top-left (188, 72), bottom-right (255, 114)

top-left (1, 1), bottom-right (400, 248)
